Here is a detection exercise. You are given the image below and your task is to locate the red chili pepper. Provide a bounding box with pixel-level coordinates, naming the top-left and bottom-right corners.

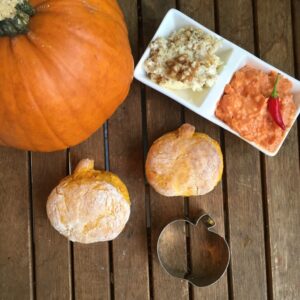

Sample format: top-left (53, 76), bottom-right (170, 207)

top-left (267, 74), bottom-right (286, 130)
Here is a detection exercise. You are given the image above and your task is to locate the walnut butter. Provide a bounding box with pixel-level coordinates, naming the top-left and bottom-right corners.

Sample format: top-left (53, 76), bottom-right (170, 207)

top-left (144, 26), bottom-right (222, 91)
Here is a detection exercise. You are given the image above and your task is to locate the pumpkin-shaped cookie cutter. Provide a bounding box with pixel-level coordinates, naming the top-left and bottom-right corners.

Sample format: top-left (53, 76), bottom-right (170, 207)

top-left (157, 211), bottom-right (230, 287)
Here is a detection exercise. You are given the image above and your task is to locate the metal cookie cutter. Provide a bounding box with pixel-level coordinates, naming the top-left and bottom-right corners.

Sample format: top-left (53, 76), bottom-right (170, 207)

top-left (157, 211), bottom-right (230, 287)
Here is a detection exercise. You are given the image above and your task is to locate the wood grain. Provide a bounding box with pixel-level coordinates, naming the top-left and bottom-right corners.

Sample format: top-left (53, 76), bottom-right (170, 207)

top-left (108, 1), bottom-right (150, 299)
top-left (217, 0), bottom-right (269, 299)
top-left (142, 1), bottom-right (189, 299)
top-left (0, 149), bottom-right (32, 299)
top-left (70, 130), bottom-right (110, 300)
top-left (31, 151), bottom-right (70, 299)
top-left (178, 1), bottom-right (228, 299)
top-left (255, 0), bottom-right (300, 299)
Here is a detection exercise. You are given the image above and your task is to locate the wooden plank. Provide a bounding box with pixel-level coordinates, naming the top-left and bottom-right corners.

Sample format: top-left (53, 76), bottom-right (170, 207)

top-left (217, 1), bottom-right (269, 299)
top-left (142, 1), bottom-right (189, 299)
top-left (109, 1), bottom-right (150, 299)
top-left (31, 151), bottom-right (70, 299)
top-left (178, 1), bottom-right (228, 299)
top-left (293, 0), bottom-right (300, 159)
top-left (0, 149), bottom-right (32, 299)
top-left (292, 0), bottom-right (300, 77)
top-left (255, 0), bottom-right (300, 299)
top-left (70, 130), bottom-right (110, 300)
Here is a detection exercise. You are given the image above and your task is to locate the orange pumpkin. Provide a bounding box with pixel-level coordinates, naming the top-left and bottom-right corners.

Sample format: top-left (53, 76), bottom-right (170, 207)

top-left (0, 0), bottom-right (133, 151)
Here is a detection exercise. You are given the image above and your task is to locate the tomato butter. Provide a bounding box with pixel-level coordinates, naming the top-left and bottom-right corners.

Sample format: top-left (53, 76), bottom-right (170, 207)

top-left (215, 65), bottom-right (297, 152)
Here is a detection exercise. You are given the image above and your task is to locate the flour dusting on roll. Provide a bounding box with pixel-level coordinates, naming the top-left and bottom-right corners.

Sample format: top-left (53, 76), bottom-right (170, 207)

top-left (47, 159), bottom-right (130, 244)
top-left (146, 124), bottom-right (223, 197)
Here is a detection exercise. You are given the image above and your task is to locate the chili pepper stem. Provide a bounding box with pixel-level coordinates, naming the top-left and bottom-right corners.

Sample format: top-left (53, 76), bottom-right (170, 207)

top-left (271, 74), bottom-right (280, 98)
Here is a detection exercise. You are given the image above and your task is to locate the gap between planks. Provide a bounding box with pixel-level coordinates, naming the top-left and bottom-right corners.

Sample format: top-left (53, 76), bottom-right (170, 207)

top-left (103, 121), bottom-right (115, 300)
top-left (219, 130), bottom-right (233, 300)
top-left (27, 151), bottom-right (37, 300)
top-left (213, 1), bottom-right (233, 299)
top-left (67, 148), bottom-right (76, 300)
top-left (251, 0), bottom-right (274, 298)
top-left (290, 0), bottom-right (300, 163)
top-left (137, 0), bottom-right (154, 297)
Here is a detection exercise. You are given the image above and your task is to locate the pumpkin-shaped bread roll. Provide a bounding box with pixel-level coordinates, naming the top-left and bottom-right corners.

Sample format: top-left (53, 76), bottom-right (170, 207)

top-left (146, 124), bottom-right (223, 197)
top-left (47, 159), bottom-right (130, 244)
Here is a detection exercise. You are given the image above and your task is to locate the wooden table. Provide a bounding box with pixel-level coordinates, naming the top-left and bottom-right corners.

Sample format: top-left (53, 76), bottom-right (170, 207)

top-left (0, 0), bottom-right (299, 299)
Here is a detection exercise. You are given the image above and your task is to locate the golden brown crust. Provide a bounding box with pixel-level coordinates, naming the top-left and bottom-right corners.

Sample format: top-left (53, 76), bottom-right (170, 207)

top-left (47, 159), bottom-right (130, 244)
top-left (146, 124), bottom-right (223, 197)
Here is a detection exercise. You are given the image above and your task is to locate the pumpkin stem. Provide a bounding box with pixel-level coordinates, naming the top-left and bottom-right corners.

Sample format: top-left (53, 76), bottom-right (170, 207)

top-left (0, 0), bottom-right (35, 37)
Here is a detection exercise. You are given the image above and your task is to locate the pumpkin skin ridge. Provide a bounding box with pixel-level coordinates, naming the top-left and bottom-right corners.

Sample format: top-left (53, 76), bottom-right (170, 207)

top-left (1, 27), bottom-right (80, 150)
top-left (76, 0), bottom-right (127, 24)
top-left (9, 39), bottom-right (40, 147)
top-left (4, 38), bottom-right (56, 150)
top-left (5, 35), bottom-right (84, 150)
top-left (25, 32), bottom-right (96, 136)
top-left (61, 27), bottom-right (131, 93)
top-left (16, 32), bottom-right (132, 152)
top-left (22, 29), bottom-right (112, 149)
top-left (29, 1), bottom-right (133, 132)
top-left (32, 0), bottom-right (126, 23)
top-left (14, 34), bottom-right (86, 147)
top-left (0, 40), bottom-right (19, 147)
top-left (43, 10), bottom-right (134, 139)
top-left (25, 30), bottom-right (122, 139)
top-left (0, 0), bottom-right (134, 151)
top-left (63, 15), bottom-right (128, 54)
top-left (79, 0), bottom-right (124, 15)
top-left (30, 7), bottom-right (134, 136)
top-left (10, 37), bottom-right (70, 150)
top-left (34, 0), bottom-right (127, 32)
top-left (32, 1), bottom-right (131, 62)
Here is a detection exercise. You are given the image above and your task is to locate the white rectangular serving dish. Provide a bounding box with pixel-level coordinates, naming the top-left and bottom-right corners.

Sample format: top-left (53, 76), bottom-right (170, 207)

top-left (134, 8), bottom-right (300, 156)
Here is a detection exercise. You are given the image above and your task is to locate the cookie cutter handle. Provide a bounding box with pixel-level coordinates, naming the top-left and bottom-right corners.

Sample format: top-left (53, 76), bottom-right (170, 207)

top-left (196, 209), bottom-right (216, 229)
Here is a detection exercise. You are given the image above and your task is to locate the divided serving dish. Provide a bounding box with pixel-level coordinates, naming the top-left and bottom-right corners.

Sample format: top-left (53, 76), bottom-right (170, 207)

top-left (134, 9), bottom-right (300, 156)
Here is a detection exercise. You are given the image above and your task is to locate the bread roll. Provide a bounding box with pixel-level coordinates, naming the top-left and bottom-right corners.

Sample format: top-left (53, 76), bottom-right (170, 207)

top-left (146, 123), bottom-right (223, 197)
top-left (47, 159), bottom-right (130, 243)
